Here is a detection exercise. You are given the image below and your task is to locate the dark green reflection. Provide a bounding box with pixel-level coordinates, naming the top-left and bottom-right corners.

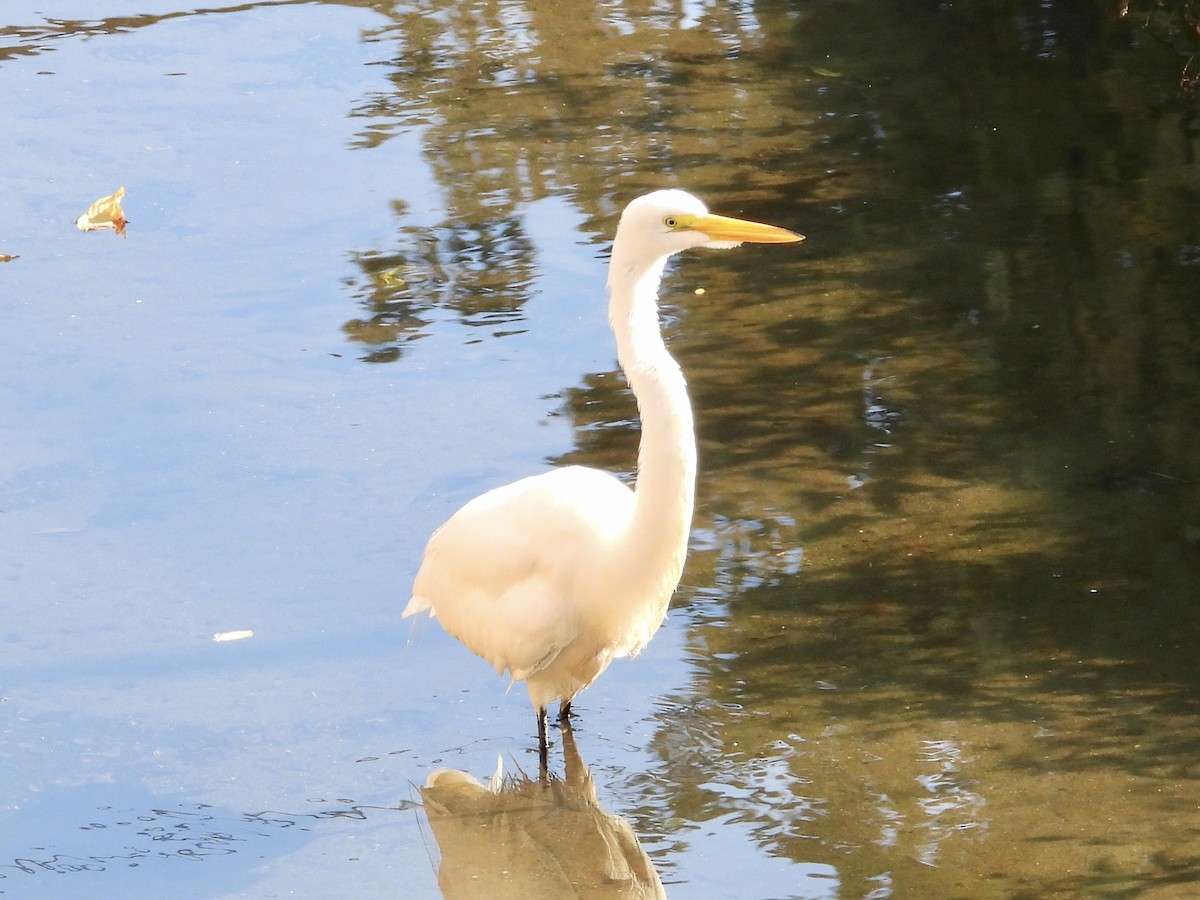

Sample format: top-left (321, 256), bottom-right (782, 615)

top-left (345, 0), bottom-right (1200, 894)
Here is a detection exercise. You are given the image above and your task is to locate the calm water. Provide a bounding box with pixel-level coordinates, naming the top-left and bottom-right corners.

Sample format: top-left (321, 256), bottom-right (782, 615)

top-left (2, 1), bottom-right (1198, 897)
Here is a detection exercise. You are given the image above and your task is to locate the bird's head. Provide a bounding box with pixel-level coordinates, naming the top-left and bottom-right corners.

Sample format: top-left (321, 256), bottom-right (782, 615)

top-left (614, 189), bottom-right (804, 260)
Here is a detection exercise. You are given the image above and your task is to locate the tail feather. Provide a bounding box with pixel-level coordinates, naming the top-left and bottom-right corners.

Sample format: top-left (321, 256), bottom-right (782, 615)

top-left (402, 594), bottom-right (433, 618)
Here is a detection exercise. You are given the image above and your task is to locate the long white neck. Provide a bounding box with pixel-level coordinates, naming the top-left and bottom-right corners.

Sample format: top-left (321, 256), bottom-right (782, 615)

top-left (606, 253), bottom-right (697, 587)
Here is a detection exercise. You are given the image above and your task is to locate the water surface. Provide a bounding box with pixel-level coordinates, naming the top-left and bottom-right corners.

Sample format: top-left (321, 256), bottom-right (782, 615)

top-left (2, 1), bottom-right (1198, 897)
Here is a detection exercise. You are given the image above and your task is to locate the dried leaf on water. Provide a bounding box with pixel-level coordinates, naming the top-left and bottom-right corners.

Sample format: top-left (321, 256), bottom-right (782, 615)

top-left (75, 186), bottom-right (127, 237)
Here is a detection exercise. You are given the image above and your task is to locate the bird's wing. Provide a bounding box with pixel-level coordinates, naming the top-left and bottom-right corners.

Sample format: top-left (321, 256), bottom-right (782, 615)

top-left (405, 466), bottom-right (633, 681)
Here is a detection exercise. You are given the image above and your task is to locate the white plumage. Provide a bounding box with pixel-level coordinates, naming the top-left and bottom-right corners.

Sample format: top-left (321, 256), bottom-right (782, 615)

top-left (404, 189), bottom-right (802, 754)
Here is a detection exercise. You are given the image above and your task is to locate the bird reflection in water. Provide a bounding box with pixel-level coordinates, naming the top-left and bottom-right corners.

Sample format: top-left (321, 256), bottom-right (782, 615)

top-left (418, 728), bottom-right (666, 899)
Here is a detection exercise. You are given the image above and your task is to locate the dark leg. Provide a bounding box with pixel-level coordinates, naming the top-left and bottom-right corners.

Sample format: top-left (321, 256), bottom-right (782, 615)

top-left (536, 706), bottom-right (549, 769)
top-left (558, 699), bottom-right (572, 723)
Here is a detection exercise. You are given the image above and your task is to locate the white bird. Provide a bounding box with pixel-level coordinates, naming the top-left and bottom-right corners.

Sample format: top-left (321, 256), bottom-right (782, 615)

top-left (404, 189), bottom-right (803, 756)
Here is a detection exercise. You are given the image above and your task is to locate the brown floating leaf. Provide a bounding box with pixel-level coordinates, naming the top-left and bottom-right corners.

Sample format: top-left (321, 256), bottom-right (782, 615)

top-left (75, 186), bottom-right (127, 237)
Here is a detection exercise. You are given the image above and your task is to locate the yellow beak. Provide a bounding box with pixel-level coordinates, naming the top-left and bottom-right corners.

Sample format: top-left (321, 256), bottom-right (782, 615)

top-left (689, 212), bottom-right (804, 244)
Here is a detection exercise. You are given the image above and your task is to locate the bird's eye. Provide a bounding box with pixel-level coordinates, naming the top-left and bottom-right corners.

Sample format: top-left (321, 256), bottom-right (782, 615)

top-left (663, 216), bottom-right (678, 229)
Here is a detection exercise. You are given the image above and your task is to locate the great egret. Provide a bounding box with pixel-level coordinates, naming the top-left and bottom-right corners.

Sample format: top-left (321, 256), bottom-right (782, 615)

top-left (404, 189), bottom-right (803, 755)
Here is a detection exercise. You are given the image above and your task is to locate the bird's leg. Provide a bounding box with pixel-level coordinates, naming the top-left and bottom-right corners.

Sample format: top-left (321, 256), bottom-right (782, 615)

top-left (558, 699), bottom-right (573, 723)
top-left (537, 706), bottom-right (549, 769)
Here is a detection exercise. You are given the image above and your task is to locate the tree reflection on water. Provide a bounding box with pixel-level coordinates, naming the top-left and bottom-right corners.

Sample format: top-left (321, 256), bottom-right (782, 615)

top-left (335, 2), bottom-right (1199, 893)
